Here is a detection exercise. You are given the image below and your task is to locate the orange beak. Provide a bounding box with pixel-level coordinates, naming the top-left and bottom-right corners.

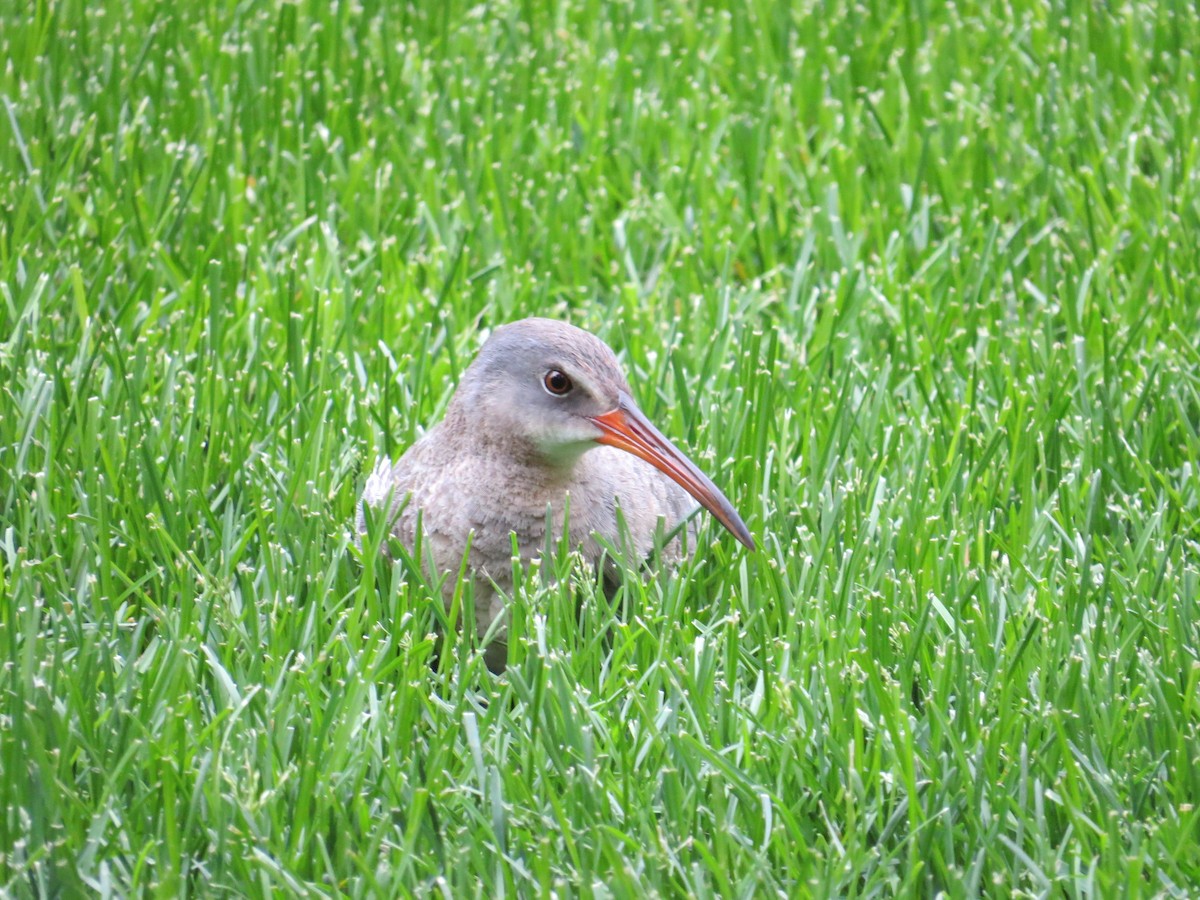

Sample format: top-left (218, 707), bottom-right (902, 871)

top-left (589, 392), bottom-right (755, 551)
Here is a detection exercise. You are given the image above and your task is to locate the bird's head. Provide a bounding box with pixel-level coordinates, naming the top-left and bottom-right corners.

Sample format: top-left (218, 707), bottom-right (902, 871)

top-left (451, 317), bottom-right (755, 550)
top-left (458, 318), bottom-right (628, 458)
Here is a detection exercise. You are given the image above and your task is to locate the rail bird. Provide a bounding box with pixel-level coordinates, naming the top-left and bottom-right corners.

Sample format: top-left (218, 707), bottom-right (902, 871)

top-left (359, 318), bottom-right (754, 670)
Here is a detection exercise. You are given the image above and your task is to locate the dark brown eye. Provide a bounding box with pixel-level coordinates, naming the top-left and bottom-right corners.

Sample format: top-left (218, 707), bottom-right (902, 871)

top-left (543, 369), bottom-right (573, 396)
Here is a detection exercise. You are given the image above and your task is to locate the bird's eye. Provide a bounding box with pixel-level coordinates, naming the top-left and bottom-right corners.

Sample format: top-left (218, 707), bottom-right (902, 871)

top-left (543, 369), bottom-right (573, 396)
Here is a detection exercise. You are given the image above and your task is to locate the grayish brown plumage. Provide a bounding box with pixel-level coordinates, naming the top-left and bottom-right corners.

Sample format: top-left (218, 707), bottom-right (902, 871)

top-left (358, 318), bottom-right (754, 670)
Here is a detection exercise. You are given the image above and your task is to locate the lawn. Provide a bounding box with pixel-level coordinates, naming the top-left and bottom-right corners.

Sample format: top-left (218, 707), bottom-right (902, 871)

top-left (2, 0), bottom-right (1199, 895)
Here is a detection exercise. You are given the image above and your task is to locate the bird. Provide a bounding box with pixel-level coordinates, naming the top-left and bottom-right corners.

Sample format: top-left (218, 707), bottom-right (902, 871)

top-left (358, 317), bottom-right (754, 671)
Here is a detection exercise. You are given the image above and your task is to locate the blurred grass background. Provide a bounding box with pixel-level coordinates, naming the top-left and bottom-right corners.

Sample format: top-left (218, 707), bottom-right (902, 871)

top-left (2, 0), bottom-right (1199, 894)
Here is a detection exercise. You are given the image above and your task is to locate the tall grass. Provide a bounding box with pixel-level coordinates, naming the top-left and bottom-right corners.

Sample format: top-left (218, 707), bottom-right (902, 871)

top-left (2, 0), bottom-right (1198, 894)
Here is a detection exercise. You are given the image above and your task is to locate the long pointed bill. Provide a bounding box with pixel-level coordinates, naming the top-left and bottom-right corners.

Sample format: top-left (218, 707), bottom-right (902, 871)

top-left (589, 392), bottom-right (756, 551)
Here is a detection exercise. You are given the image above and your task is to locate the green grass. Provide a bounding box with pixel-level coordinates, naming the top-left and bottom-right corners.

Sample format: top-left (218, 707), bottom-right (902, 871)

top-left (2, 0), bottom-right (1199, 894)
